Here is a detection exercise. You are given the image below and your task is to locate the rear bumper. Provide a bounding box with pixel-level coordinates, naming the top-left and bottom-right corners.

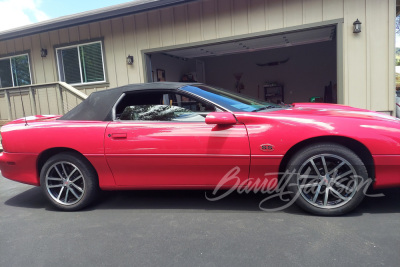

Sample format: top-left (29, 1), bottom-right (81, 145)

top-left (373, 155), bottom-right (400, 188)
top-left (0, 152), bottom-right (40, 186)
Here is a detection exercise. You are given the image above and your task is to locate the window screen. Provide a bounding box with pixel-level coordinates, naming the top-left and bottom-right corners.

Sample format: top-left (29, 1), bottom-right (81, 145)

top-left (0, 54), bottom-right (31, 88)
top-left (57, 41), bottom-right (105, 85)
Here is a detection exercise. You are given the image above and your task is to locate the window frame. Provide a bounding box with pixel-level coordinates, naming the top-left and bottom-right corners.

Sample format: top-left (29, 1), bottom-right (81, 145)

top-left (55, 40), bottom-right (106, 86)
top-left (0, 53), bottom-right (32, 88)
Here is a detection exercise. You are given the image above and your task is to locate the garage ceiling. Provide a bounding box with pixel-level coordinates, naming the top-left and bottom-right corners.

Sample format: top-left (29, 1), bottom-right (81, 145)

top-left (163, 26), bottom-right (335, 59)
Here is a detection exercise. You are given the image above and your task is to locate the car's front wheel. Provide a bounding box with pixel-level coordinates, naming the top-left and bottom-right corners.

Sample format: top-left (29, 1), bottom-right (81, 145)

top-left (286, 143), bottom-right (369, 216)
top-left (40, 152), bottom-right (99, 211)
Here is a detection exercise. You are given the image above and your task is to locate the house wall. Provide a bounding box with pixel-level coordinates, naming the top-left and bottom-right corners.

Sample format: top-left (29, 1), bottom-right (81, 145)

top-left (0, 0), bottom-right (396, 115)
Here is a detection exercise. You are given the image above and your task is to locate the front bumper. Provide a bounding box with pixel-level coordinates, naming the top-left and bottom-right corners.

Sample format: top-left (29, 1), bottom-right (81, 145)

top-left (0, 152), bottom-right (40, 186)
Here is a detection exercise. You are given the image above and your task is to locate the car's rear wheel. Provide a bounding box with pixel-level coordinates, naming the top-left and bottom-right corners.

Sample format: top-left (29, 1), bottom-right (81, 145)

top-left (286, 143), bottom-right (369, 216)
top-left (40, 152), bottom-right (99, 211)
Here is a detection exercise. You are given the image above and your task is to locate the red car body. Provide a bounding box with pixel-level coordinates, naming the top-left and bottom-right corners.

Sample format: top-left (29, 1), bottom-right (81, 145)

top-left (1, 104), bottom-right (399, 189)
top-left (0, 83), bottom-right (399, 213)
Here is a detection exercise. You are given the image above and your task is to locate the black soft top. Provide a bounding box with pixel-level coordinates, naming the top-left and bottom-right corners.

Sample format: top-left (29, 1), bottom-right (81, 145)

top-left (59, 82), bottom-right (198, 121)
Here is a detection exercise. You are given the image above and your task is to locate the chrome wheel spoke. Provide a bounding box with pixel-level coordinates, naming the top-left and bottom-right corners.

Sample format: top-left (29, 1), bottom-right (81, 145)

top-left (48, 184), bottom-right (62, 188)
top-left (64, 188), bottom-right (70, 203)
top-left (71, 183), bottom-right (83, 193)
top-left (323, 188), bottom-right (329, 206)
top-left (69, 187), bottom-right (80, 199)
top-left (61, 163), bottom-right (68, 178)
top-left (54, 165), bottom-right (64, 179)
top-left (333, 180), bottom-right (351, 191)
top-left (299, 174), bottom-right (320, 180)
top-left (330, 188), bottom-right (349, 201)
top-left (47, 177), bottom-right (62, 181)
top-left (328, 161), bottom-right (345, 176)
top-left (67, 167), bottom-right (78, 179)
top-left (312, 185), bottom-right (322, 203)
top-left (333, 170), bottom-right (353, 181)
top-left (57, 187), bottom-right (65, 200)
top-left (299, 182), bottom-right (319, 188)
top-left (310, 159), bottom-right (321, 176)
top-left (321, 156), bottom-right (329, 175)
top-left (71, 175), bottom-right (83, 183)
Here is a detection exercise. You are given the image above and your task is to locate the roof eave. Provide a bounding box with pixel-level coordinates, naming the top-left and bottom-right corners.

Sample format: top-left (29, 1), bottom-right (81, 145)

top-left (0, 0), bottom-right (195, 42)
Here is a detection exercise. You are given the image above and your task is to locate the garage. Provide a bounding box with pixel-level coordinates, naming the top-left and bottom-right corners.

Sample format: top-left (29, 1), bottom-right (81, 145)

top-left (146, 25), bottom-right (337, 104)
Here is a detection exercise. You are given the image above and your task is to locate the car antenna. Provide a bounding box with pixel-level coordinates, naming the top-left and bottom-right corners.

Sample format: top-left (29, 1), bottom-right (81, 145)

top-left (18, 86), bottom-right (28, 126)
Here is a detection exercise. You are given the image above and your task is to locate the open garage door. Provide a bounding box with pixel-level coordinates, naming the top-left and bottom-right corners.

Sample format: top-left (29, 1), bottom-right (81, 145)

top-left (146, 26), bottom-right (337, 104)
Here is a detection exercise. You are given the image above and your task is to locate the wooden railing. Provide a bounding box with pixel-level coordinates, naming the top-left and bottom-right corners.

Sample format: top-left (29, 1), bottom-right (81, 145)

top-left (0, 82), bottom-right (88, 121)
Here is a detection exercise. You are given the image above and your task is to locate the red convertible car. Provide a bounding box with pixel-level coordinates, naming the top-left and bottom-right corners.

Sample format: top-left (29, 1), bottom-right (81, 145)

top-left (0, 82), bottom-right (399, 215)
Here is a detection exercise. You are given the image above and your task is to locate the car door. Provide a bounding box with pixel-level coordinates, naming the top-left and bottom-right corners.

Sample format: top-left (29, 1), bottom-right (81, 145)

top-left (104, 90), bottom-right (250, 187)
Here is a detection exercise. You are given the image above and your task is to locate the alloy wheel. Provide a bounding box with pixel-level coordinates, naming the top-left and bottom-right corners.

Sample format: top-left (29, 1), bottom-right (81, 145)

top-left (45, 161), bottom-right (85, 206)
top-left (296, 154), bottom-right (359, 209)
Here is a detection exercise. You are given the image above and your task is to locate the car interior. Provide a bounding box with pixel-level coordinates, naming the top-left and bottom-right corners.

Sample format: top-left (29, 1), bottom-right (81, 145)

top-left (115, 91), bottom-right (216, 121)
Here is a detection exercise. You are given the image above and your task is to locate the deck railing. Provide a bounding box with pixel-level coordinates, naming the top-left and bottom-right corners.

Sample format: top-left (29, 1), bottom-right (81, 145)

top-left (0, 82), bottom-right (88, 121)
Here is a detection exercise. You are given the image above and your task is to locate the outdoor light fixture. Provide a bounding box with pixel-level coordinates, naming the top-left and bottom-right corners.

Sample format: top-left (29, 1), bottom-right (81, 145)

top-left (41, 48), bottom-right (48, 57)
top-left (353, 19), bottom-right (361, 33)
top-left (126, 55), bottom-right (134, 65)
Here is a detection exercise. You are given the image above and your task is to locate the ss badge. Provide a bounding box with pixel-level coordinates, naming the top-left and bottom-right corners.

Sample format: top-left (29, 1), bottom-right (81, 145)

top-left (260, 144), bottom-right (274, 152)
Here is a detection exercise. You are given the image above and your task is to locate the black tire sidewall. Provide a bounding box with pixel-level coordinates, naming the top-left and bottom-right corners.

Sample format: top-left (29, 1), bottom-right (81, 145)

top-left (40, 152), bottom-right (99, 211)
top-left (286, 143), bottom-right (369, 216)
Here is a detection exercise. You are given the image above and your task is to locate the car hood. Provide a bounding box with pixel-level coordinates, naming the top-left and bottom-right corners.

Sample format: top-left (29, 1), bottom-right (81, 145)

top-left (273, 103), bottom-right (399, 122)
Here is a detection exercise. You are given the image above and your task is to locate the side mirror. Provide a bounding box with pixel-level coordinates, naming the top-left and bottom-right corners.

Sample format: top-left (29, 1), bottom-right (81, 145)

top-left (205, 112), bottom-right (237, 125)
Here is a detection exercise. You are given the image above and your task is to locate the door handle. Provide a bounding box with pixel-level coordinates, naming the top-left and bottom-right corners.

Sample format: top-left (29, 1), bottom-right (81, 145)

top-left (111, 133), bottom-right (127, 139)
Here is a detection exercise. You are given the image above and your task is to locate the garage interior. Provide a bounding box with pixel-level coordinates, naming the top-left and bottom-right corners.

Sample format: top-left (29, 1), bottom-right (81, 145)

top-left (147, 26), bottom-right (337, 104)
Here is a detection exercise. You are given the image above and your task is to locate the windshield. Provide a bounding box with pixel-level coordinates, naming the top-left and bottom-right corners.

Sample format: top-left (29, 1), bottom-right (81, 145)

top-left (181, 84), bottom-right (284, 112)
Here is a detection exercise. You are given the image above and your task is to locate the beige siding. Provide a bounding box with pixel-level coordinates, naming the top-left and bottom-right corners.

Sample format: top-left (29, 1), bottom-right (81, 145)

top-left (0, 96), bottom-right (7, 119)
top-left (217, 0), bottom-right (233, 38)
top-left (266, 0), bottom-right (284, 30)
top-left (0, 0), bottom-right (396, 113)
top-left (187, 2), bottom-right (203, 43)
top-left (249, 0), bottom-right (266, 33)
top-left (303, 0), bottom-right (323, 24)
top-left (147, 11), bottom-right (162, 48)
top-left (322, 0), bottom-right (343, 20)
top-left (123, 15), bottom-right (141, 84)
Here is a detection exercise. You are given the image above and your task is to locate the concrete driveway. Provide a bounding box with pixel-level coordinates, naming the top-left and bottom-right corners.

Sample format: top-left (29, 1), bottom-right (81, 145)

top-left (0, 174), bottom-right (399, 267)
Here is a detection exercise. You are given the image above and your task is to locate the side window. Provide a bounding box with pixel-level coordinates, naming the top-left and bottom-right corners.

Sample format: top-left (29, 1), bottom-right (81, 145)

top-left (56, 41), bottom-right (105, 85)
top-left (0, 54), bottom-right (32, 88)
top-left (116, 91), bottom-right (215, 122)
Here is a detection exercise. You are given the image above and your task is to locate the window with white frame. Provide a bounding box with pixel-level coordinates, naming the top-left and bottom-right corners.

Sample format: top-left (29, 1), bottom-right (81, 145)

top-left (0, 54), bottom-right (32, 88)
top-left (56, 41), bottom-right (105, 85)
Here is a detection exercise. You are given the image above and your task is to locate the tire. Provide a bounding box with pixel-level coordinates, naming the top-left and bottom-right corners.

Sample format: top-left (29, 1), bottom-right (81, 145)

top-left (286, 143), bottom-right (368, 216)
top-left (40, 152), bottom-right (99, 211)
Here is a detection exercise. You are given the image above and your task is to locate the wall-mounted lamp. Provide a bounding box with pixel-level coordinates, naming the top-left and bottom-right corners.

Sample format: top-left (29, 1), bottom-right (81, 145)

top-left (353, 19), bottom-right (361, 33)
top-left (41, 48), bottom-right (48, 57)
top-left (126, 55), bottom-right (134, 65)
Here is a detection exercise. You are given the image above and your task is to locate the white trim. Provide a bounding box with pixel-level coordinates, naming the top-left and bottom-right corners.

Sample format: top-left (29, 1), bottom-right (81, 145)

top-left (0, 53), bottom-right (32, 88)
top-left (55, 40), bottom-right (106, 85)
top-left (99, 42), bottom-right (106, 83)
top-left (26, 54), bottom-right (32, 87)
top-left (9, 58), bottom-right (14, 87)
top-left (76, 46), bottom-right (84, 83)
top-left (69, 80), bottom-right (107, 86)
